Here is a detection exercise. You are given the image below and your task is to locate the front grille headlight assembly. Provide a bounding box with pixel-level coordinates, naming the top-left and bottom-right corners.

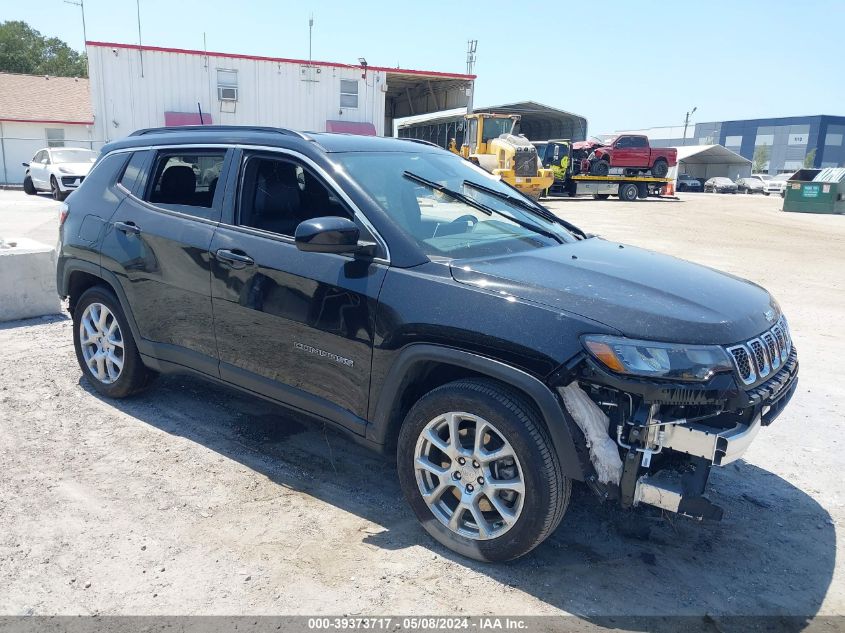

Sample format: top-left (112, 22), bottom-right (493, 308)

top-left (582, 334), bottom-right (734, 382)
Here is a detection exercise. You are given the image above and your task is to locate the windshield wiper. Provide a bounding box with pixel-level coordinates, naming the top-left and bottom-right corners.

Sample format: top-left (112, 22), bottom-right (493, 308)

top-left (402, 171), bottom-right (563, 244)
top-left (462, 180), bottom-right (588, 240)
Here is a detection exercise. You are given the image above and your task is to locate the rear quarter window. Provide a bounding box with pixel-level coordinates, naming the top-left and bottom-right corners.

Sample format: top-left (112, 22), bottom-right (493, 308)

top-left (118, 150), bottom-right (151, 195)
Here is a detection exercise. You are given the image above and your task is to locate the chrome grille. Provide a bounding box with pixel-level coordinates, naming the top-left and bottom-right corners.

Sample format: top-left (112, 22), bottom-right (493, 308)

top-left (726, 317), bottom-right (792, 386)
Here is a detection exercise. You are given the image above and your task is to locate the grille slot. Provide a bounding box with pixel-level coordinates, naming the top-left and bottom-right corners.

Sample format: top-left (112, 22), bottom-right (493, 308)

top-left (726, 317), bottom-right (792, 386)
top-left (762, 332), bottom-right (780, 370)
top-left (748, 339), bottom-right (770, 378)
top-left (728, 346), bottom-right (755, 383)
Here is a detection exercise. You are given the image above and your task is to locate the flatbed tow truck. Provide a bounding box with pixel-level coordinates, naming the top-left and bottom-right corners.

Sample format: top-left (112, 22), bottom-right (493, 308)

top-left (533, 139), bottom-right (674, 201)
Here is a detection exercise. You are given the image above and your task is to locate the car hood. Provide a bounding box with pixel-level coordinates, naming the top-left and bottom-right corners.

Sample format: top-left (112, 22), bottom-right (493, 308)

top-left (449, 238), bottom-right (778, 345)
top-left (572, 140), bottom-right (604, 151)
top-left (56, 162), bottom-right (94, 175)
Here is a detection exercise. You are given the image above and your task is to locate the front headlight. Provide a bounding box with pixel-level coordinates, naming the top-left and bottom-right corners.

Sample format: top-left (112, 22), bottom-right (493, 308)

top-left (582, 334), bottom-right (733, 382)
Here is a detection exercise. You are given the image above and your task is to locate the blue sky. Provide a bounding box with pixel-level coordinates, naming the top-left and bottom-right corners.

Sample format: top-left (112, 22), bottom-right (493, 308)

top-left (3, 0), bottom-right (841, 133)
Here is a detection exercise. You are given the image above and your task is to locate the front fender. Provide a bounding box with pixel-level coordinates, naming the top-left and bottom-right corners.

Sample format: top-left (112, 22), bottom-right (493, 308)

top-left (367, 343), bottom-right (588, 481)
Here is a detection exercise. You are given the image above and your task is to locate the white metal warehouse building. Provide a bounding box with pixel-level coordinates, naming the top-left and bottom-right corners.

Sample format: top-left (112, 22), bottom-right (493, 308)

top-left (86, 41), bottom-right (475, 144)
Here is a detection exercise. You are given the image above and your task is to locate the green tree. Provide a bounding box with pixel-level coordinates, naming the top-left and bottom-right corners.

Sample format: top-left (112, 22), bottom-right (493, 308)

top-left (803, 148), bottom-right (817, 169)
top-left (0, 21), bottom-right (87, 77)
top-left (752, 144), bottom-right (770, 173)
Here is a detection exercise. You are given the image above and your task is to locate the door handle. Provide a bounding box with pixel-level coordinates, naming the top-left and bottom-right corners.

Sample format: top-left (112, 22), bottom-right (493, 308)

top-left (215, 249), bottom-right (255, 269)
top-left (114, 221), bottom-right (141, 235)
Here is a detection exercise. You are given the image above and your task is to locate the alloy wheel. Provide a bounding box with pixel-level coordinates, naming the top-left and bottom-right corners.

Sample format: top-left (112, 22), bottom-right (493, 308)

top-left (79, 302), bottom-right (125, 384)
top-left (413, 412), bottom-right (525, 540)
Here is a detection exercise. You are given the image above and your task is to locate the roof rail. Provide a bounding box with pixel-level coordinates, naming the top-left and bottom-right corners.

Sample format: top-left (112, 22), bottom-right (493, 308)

top-left (129, 125), bottom-right (311, 140)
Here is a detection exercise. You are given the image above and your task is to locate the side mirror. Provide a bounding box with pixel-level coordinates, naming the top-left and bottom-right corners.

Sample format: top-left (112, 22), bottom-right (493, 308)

top-left (22, 162), bottom-right (29, 167)
top-left (294, 216), bottom-right (364, 255)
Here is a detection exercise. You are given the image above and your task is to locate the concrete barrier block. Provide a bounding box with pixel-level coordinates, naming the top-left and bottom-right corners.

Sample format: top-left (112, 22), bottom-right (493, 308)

top-left (0, 237), bottom-right (61, 322)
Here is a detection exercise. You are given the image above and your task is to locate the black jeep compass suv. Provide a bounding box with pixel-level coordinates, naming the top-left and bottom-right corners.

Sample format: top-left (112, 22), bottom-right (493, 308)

top-left (57, 126), bottom-right (798, 562)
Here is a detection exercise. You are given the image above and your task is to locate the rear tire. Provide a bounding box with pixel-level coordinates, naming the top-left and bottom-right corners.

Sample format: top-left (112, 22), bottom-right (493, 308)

top-left (73, 285), bottom-right (155, 399)
top-left (23, 176), bottom-right (36, 195)
top-left (397, 379), bottom-right (570, 562)
top-left (590, 159), bottom-right (610, 176)
top-left (619, 182), bottom-right (639, 201)
top-left (651, 159), bottom-right (668, 178)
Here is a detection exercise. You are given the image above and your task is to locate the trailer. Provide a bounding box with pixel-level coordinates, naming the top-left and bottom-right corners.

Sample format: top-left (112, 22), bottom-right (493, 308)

top-left (534, 139), bottom-right (673, 201)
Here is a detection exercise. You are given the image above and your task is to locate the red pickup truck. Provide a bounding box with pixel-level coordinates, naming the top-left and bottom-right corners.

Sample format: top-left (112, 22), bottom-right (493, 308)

top-left (572, 134), bottom-right (677, 177)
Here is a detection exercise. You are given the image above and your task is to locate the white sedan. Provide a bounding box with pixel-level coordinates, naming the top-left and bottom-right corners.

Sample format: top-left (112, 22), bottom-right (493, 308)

top-left (23, 147), bottom-right (97, 200)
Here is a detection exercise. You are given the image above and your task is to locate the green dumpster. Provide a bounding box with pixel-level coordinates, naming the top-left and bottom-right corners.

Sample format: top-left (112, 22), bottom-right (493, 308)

top-left (783, 167), bottom-right (845, 214)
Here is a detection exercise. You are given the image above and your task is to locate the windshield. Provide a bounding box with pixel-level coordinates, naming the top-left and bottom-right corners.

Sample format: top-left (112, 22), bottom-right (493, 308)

top-left (481, 117), bottom-right (514, 143)
top-left (589, 135), bottom-right (616, 146)
top-left (334, 151), bottom-right (577, 260)
top-left (52, 149), bottom-right (96, 164)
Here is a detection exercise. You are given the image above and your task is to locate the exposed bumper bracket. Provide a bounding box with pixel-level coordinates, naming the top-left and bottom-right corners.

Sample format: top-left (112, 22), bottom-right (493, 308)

top-left (634, 471), bottom-right (724, 521)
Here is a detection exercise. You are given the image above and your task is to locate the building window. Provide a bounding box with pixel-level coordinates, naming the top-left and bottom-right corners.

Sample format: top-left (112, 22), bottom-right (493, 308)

top-left (755, 133), bottom-right (774, 147)
top-left (826, 133), bottom-right (843, 146)
top-left (340, 79), bottom-right (358, 108)
top-left (724, 135), bottom-right (742, 149)
top-left (46, 128), bottom-right (65, 147)
top-left (217, 69), bottom-right (238, 102)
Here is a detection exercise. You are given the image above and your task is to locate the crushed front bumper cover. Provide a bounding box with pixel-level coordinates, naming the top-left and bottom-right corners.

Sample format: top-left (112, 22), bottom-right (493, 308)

top-left (559, 347), bottom-right (799, 521)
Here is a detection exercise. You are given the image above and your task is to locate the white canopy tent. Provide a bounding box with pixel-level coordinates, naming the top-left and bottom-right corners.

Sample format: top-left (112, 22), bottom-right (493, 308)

top-left (670, 144), bottom-right (752, 181)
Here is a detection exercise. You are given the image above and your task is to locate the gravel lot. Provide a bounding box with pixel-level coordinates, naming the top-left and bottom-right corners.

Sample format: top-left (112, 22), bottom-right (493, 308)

top-left (0, 190), bottom-right (843, 625)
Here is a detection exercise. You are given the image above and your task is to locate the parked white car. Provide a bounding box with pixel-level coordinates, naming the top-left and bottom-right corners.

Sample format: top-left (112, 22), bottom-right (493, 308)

top-left (22, 148), bottom-right (97, 200)
top-left (765, 173), bottom-right (793, 197)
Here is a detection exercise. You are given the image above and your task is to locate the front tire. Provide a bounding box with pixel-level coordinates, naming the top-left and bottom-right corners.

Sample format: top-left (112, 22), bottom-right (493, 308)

top-left (73, 286), bottom-right (155, 398)
top-left (50, 176), bottom-right (65, 201)
top-left (23, 176), bottom-right (36, 195)
top-left (590, 159), bottom-right (610, 176)
top-left (397, 379), bottom-right (570, 562)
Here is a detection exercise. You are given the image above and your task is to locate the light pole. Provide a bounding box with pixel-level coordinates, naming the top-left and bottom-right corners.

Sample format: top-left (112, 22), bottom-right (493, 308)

top-left (683, 106), bottom-right (697, 145)
top-left (64, 0), bottom-right (88, 74)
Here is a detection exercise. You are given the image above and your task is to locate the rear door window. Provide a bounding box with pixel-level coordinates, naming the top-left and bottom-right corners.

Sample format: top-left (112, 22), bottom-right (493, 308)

top-left (144, 149), bottom-right (228, 219)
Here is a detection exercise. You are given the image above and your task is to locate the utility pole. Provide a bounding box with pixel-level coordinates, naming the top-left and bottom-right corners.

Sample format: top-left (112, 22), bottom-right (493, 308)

top-left (309, 14), bottom-right (314, 66)
top-left (136, 0), bottom-right (145, 77)
top-left (683, 106), bottom-right (697, 145)
top-left (63, 0), bottom-right (88, 75)
top-left (465, 39), bottom-right (477, 114)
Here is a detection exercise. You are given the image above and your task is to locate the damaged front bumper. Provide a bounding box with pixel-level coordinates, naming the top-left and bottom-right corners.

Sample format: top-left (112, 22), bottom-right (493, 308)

top-left (555, 348), bottom-right (799, 520)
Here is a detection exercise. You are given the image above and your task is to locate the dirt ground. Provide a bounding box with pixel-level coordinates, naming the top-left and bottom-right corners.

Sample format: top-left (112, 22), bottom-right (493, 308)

top-left (0, 190), bottom-right (843, 625)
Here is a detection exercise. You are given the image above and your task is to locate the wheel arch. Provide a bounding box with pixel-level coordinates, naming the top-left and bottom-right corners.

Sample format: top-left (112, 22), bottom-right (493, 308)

top-left (368, 344), bottom-right (586, 481)
top-left (62, 261), bottom-right (143, 348)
